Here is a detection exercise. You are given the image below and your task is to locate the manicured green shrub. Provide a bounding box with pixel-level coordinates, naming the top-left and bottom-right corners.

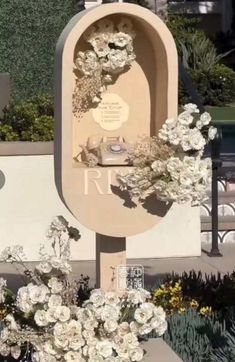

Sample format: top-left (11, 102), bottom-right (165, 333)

top-left (0, 94), bottom-right (54, 141)
top-left (192, 64), bottom-right (235, 106)
top-left (179, 64), bottom-right (235, 106)
top-left (0, 124), bottom-right (19, 141)
top-left (0, 0), bottom-right (79, 101)
top-left (21, 115), bottom-right (54, 142)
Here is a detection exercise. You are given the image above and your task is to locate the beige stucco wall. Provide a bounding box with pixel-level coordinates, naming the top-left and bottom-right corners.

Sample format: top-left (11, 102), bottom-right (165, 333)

top-left (0, 154), bottom-right (201, 261)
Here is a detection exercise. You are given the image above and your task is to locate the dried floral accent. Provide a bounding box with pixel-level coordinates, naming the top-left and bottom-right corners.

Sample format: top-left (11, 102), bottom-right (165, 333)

top-left (117, 104), bottom-right (216, 206)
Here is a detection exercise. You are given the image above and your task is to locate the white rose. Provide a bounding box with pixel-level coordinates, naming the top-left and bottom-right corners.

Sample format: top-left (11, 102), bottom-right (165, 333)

top-left (123, 333), bottom-right (139, 348)
top-left (183, 103), bottom-right (199, 113)
top-left (10, 345), bottom-right (21, 360)
top-left (134, 303), bottom-right (154, 324)
top-left (96, 341), bottom-right (113, 358)
top-left (111, 32), bottom-right (132, 48)
top-left (168, 132), bottom-right (180, 145)
top-left (60, 260), bottom-right (72, 275)
top-left (117, 322), bottom-right (130, 336)
top-left (36, 261), bottom-right (52, 274)
top-left (130, 321), bottom-right (139, 334)
top-left (54, 306), bottom-right (71, 322)
top-left (138, 323), bottom-right (153, 335)
top-left (51, 257), bottom-right (63, 269)
top-left (208, 126), bottom-right (217, 140)
top-left (100, 305), bottom-right (120, 321)
top-left (188, 129), bottom-right (206, 151)
top-left (28, 284), bottom-right (49, 305)
top-left (48, 277), bottom-right (64, 294)
top-left (89, 289), bottom-right (105, 308)
top-left (46, 307), bottom-right (57, 323)
top-left (104, 319), bottom-right (118, 333)
top-left (84, 318), bottom-right (98, 331)
top-left (48, 294), bottom-right (62, 308)
top-left (129, 347), bottom-right (144, 361)
top-left (32, 351), bottom-right (56, 362)
top-left (127, 289), bottom-right (150, 305)
top-left (105, 291), bottom-right (120, 305)
top-left (0, 278), bottom-right (6, 288)
top-left (200, 112), bottom-right (212, 126)
top-left (154, 319), bottom-right (168, 336)
top-left (153, 306), bottom-right (166, 322)
top-left (16, 286), bottom-right (33, 313)
top-left (5, 314), bottom-right (18, 330)
top-left (34, 310), bottom-right (48, 327)
top-left (44, 340), bottom-right (58, 356)
top-left (178, 111), bottom-right (194, 126)
top-left (0, 342), bottom-right (10, 357)
top-left (69, 337), bottom-right (85, 351)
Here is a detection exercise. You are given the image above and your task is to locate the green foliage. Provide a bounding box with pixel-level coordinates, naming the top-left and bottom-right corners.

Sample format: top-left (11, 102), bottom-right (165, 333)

top-left (167, 15), bottom-right (201, 51)
top-left (124, 0), bottom-right (150, 9)
top-left (180, 34), bottom-right (234, 72)
top-left (164, 309), bottom-right (227, 362)
top-left (180, 64), bottom-right (235, 106)
top-left (21, 115), bottom-right (54, 142)
top-left (0, 124), bottom-right (19, 141)
top-left (0, 0), bottom-right (78, 101)
top-left (168, 15), bottom-right (235, 106)
top-left (165, 270), bottom-right (235, 318)
top-left (0, 94), bottom-right (54, 141)
top-left (211, 323), bottom-right (235, 362)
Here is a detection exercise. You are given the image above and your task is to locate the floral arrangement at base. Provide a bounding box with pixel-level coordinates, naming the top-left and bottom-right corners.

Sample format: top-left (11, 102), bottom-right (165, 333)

top-left (0, 218), bottom-right (167, 362)
top-left (118, 104), bottom-right (217, 206)
top-left (73, 17), bottom-right (136, 116)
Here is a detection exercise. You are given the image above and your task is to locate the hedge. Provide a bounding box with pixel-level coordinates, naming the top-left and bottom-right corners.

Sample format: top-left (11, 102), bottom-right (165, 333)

top-left (0, 0), bottom-right (81, 101)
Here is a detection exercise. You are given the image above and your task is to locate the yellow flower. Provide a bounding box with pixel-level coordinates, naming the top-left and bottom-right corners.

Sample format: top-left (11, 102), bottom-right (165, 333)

top-left (200, 306), bottom-right (212, 316)
top-left (0, 308), bottom-right (7, 320)
top-left (170, 296), bottom-right (182, 308)
top-left (154, 288), bottom-right (164, 297)
top-left (190, 299), bottom-right (199, 308)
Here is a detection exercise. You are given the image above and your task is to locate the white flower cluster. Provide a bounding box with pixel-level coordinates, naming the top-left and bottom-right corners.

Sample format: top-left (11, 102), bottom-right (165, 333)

top-left (158, 104), bottom-right (217, 153)
top-left (31, 288), bottom-right (166, 362)
top-left (0, 277), bottom-right (7, 304)
top-left (0, 264), bottom-right (167, 362)
top-left (118, 104), bottom-right (215, 206)
top-left (36, 256), bottom-right (72, 276)
top-left (0, 245), bottom-right (26, 262)
top-left (75, 17), bottom-right (136, 104)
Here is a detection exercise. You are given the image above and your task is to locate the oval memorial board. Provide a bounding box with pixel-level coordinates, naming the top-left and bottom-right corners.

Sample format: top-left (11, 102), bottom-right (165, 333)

top-left (54, 3), bottom-right (178, 237)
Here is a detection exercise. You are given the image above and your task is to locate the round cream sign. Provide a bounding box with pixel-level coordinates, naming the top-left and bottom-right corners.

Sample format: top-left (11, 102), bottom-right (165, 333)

top-left (92, 93), bottom-right (129, 131)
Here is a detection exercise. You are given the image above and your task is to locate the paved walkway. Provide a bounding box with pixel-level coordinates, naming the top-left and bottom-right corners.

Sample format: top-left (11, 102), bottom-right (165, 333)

top-left (0, 243), bottom-right (234, 291)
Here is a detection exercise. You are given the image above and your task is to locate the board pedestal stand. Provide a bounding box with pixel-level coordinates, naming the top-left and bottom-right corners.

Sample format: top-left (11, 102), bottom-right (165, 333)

top-left (96, 234), bottom-right (126, 291)
top-left (54, 3), bottom-right (184, 360)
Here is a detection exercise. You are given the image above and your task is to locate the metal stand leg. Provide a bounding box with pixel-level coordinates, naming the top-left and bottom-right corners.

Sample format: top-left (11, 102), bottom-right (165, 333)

top-left (209, 129), bottom-right (223, 257)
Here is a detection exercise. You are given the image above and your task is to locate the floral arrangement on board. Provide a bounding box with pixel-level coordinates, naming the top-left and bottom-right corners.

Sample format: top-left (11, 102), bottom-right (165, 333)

top-left (73, 17), bottom-right (136, 116)
top-left (0, 217), bottom-right (167, 362)
top-left (117, 104), bottom-right (217, 206)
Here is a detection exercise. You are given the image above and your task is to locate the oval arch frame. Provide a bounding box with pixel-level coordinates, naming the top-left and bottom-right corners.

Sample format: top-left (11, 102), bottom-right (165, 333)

top-left (54, 3), bottom-right (178, 237)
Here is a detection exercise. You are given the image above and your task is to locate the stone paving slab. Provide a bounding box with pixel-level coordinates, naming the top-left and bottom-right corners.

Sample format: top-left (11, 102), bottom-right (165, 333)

top-left (142, 339), bottom-right (182, 362)
top-left (0, 243), bottom-right (234, 291)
